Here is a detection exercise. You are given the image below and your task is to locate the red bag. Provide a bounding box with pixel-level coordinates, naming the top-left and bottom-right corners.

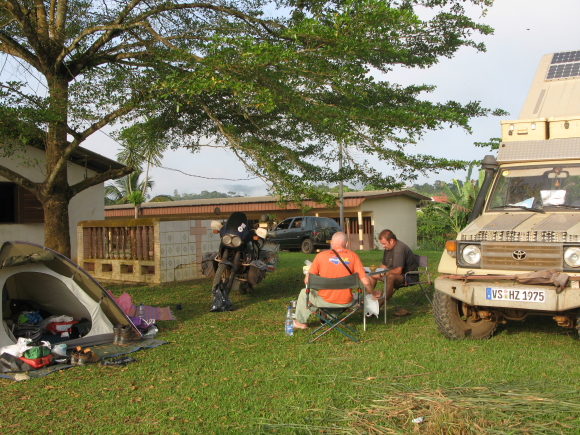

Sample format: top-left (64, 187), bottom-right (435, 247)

top-left (46, 320), bottom-right (79, 335)
top-left (18, 354), bottom-right (53, 370)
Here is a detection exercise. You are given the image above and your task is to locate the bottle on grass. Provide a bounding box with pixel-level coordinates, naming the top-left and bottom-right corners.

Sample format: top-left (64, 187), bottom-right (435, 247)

top-left (285, 306), bottom-right (294, 336)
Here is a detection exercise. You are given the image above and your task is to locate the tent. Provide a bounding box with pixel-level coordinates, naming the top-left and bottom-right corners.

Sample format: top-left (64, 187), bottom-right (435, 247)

top-left (0, 241), bottom-right (139, 349)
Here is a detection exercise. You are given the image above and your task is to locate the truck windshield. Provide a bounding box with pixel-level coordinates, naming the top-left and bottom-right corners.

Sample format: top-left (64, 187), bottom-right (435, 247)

top-left (488, 165), bottom-right (580, 211)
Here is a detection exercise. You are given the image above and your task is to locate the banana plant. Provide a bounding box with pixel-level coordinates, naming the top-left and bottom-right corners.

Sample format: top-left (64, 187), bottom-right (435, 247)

top-left (433, 165), bottom-right (483, 237)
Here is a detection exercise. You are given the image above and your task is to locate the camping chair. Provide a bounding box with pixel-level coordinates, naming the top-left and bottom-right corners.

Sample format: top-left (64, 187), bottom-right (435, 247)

top-left (399, 255), bottom-right (433, 306)
top-left (371, 255), bottom-right (433, 323)
top-left (306, 273), bottom-right (364, 343)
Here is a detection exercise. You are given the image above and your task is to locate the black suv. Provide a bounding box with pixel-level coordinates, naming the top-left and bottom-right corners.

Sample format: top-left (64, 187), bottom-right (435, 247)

top-left (268, 216), bottom-right (342, 254)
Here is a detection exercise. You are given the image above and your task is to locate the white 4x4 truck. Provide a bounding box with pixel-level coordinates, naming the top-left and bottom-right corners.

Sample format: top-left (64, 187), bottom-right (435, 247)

top-left (434, 49), bottom-right (580, 339)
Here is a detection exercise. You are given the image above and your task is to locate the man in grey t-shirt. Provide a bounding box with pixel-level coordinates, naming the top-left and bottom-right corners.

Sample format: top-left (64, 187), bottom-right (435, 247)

top-left (369, 229), bottom-right (417, 306)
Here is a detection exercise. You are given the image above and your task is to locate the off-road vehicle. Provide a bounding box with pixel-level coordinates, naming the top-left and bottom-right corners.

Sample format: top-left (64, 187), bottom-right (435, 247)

top-left (434, 49), bottom-right (580, 339)
top-left (268, 216), bottom-right (341, 254)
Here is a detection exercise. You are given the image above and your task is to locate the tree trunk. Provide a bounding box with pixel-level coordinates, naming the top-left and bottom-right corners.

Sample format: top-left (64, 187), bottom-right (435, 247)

top-left (42, 190), bottom-right (72, 258)
top-left (42, 74), bottom-right (72, 258)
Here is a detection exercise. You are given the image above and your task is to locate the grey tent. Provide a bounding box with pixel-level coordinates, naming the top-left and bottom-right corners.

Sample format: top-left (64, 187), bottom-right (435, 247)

top-left (0, 241), bottom-right (139, 349)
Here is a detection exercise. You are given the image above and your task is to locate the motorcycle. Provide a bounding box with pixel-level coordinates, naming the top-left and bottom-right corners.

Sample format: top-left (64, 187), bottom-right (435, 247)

top-left (202, 212), bottom-right (279, 312)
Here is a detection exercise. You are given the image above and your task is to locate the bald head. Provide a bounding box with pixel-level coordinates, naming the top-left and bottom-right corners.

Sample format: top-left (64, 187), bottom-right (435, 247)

top-left (330, 232), bottom-right (348, 249)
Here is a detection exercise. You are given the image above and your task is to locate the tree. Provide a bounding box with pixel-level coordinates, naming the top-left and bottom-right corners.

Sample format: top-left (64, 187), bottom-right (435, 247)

top-left (105, 168), bottom-right (172, 218)
top-left (431, 165), bottom-right (483, 237)
top-left (417, 204), bottom-right (452, 251)
top-left (172, 190), bottom-right (242, 200)
top-left (0, 0), bottom-right (503, 257)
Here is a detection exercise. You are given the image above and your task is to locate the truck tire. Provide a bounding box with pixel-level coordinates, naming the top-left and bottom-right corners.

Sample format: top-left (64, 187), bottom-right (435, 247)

top-left (301, 239), bottom-right (314, 254)
top-left (433, 290), bottom-right (497, 340)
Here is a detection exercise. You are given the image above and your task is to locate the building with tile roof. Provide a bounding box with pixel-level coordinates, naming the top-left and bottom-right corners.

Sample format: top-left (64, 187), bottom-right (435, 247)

top-left (105, 189), bottom-right (428, 250)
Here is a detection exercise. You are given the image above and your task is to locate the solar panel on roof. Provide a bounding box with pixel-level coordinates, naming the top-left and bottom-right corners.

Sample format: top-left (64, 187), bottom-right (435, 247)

top-left (547, 50), bottom-right (580, 80)
top-left (551, 50), bottom-right (580, 64)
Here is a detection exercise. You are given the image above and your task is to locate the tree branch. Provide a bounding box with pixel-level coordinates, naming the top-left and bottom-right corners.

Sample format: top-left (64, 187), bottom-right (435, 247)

top-left (0, 31), bottom-right (42, 70)
top-left (45, 100), bottom-right (136, 193)
top-left (57, 21), bottom-right (149, 67)
top-left (0, 162), bottom-right (38, 192)
top-left (48, 0), bottom-right (56, 38)
top-left (54, 0), bottom-right (67, 40)
top-left (4, 0), bottom-right (50, 69)
top-left (61, 0), bottom-right (142, 71)
top-left (69, 165), bottom-right (134, 197)
top-left (34, 0), bottom-right (49, 42)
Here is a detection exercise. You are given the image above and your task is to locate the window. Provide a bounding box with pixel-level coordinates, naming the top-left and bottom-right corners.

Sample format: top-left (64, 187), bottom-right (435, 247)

top-left (0, 182), bottom-right (44, 223)
top-left (290, 218), bottom-right (304, 229)
top-left (0, 183), bottom-right (16, 223)
top-left (275, 218), bottom-right (292, 231)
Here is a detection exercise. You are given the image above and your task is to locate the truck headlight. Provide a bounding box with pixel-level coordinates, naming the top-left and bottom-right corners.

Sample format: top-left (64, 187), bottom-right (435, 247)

top-left (564, 247), bottom-right (580, 268)
top-left (462, 244), bottom-right (482, 265)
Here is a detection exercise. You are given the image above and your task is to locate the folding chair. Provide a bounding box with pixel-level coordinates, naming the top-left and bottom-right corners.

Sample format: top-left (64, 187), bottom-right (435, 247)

top-left (401, 255), bottom-right (434, 306)
top-left (370, 255), bottom-right (433, 323)
top-left (306, 273), bottom-right (364, 343)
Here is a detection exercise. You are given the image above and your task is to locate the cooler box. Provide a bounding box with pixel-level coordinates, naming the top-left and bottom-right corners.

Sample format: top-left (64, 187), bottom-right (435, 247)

top-left (548, 117), bottom-right (580, 139)
top-left (501, 118), bottom-right (548, 142)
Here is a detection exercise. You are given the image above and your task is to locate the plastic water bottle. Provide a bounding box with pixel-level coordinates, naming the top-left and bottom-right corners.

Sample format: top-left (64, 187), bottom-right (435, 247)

top-left (285, 306), bottom-right (294, 336)
top-left (137, 303), bottom-right (145, 321)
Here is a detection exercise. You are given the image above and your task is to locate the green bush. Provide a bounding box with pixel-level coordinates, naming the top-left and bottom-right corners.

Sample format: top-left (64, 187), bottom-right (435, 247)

top-left (417, 204), bottom-right (451, 251)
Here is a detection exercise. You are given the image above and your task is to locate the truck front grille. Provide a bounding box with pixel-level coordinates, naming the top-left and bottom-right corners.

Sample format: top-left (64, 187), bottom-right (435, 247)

top-left (462, 231), bottom-right (580, 243)
top-left (480, 242), bottom-right (563, 271)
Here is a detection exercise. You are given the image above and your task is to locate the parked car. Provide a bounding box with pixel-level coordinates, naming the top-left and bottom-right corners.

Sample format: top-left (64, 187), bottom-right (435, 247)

top-left (268, 216), bottom-right (342, 254)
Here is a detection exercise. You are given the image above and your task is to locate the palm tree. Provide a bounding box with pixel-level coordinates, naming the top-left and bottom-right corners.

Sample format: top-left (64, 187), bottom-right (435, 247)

top-left (107, 123), bottom-right (170, 217)
top-left (105, 168), bottom-right (172, 218)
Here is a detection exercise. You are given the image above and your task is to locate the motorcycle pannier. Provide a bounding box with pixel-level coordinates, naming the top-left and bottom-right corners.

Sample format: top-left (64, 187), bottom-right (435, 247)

top-left (201, 252), bottom-right (217, 278)
top-left (248, 260), bottom-right (269, 287)
top-left (259, 242), bottom-right (280, 272)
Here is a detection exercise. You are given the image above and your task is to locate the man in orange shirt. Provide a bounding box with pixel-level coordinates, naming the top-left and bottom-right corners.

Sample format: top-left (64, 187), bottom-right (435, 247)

top-left (294, 232), bottom-right (372, 329)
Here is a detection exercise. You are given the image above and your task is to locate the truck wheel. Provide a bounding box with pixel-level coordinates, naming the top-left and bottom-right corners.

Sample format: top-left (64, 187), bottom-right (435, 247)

top-left (301, 239), bottom-right (314, 254)
top-left (433, 291), bottom-right (497, 340)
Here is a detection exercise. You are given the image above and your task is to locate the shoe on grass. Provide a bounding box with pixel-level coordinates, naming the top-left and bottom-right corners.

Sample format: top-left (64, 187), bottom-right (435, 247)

top-left (70, 346), bottom-right (83, 366)
top-left (77, 348), bottom-right (100, 365)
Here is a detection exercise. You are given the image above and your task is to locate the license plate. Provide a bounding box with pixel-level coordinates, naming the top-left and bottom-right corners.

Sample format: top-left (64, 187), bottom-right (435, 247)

top-left (485, 288), bottom-right (546, 303)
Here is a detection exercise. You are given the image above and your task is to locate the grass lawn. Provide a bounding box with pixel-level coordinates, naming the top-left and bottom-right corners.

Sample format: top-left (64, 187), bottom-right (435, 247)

top-left (2, 249), bottom-right (580, 434)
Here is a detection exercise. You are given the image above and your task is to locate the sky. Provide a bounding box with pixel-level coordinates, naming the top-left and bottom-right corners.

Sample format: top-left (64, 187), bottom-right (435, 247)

top-left (79, 0), bottom-right (580, 198)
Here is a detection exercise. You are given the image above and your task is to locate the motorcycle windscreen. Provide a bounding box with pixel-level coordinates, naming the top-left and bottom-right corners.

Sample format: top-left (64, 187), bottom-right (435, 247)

top-left (224, 212), bottom-right (250, 238)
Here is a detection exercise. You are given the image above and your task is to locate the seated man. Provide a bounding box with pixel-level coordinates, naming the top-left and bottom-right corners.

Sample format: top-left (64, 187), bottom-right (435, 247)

top-left (294, 232), bottom-right (372, 329)
top-left (369, 229), bottom-right (418, 307)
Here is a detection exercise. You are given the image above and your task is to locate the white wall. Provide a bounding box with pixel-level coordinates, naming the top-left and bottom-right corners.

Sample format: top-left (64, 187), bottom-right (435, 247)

top-left (0, 145), bottom-right (104, 261)
top-left (364, 196), bottom-right (419, 250)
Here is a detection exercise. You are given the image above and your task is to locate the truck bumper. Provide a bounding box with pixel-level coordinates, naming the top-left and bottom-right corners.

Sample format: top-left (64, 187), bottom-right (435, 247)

top-left (435, 277), bottom-right (580, 311)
